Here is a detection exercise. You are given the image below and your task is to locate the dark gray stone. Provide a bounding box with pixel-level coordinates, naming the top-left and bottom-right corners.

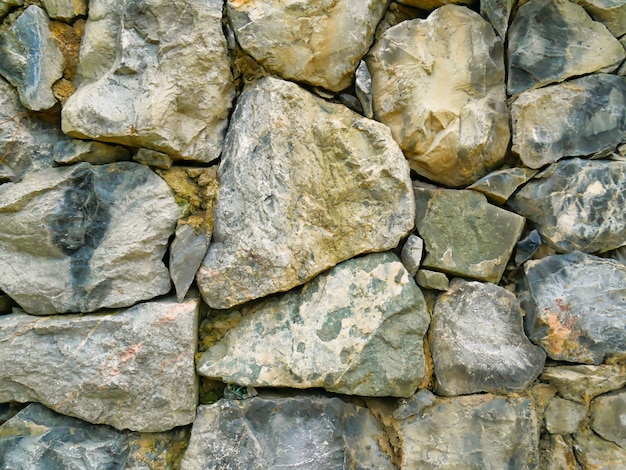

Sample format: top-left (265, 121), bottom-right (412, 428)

top-left (415, 269), bottom-right (449, 291)
top-left (400, 234), bottom-right (424, 276)
top-left (0, 162), bottom-right (179, 314)
top-left (432, 279), bottom-right (546, 396)
top-left (507, 0), bottom-right (625, 95)
top-left (508, 158), bottom-right (626, 253)
top-left (511, 74), bottom-right (626, 169)
top-left (519, 252), bottom-right (626, 364)
top-left (0, 6), bottom-right (64, 110)
top-left (480, 0), bottom-right (514, 39)
top-left (133, 148), bottom-right (174, 169)
top-left (170, 223), bottom-right (210, 302)
top-left (515, 230), bottom-right (543, 266)
top-left (355, 61), bottom-right (373, 118)
top-left (180, 395), bottom-right (395, 469)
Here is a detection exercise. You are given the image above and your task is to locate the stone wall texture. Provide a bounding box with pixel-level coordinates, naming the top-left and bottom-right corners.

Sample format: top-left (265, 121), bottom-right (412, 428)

top-left (0, 0), bottom-right (625, 468)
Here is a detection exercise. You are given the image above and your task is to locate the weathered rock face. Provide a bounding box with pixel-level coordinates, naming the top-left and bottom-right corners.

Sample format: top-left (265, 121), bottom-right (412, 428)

top-left (574, 0), bottom-right (626, 37)
top-left (53, 139), bottom-right (131, 165)
top-left (41, 0), bottom-right (87, 21)
top-left (198, 253), bottom-right (430, 397)
top-left (382, 393), bottom-right (540, 469)
top-left (181, 396), bottom-right (395, 470)
top-left (415, 186), bottom-right (525, 283)
top-left (511, 75), bottom-right (626, 168)
top-left (541, 364), bottom-right (626, 404)
top-left (507, 0), bottom-right (625, 96)
top-left (227, 0), bottom-right (386, 92)
top-left (543, 434), bottom-right (579, 470)
top-left (0, 0), bottom-right (23, 20)
top-left (0, 162), bottom-right (179, 314)
top-left (62, 0), bottom-right (234, 163)
top-left (519, 252), bottom-right (626, 364)
top-left (400, 234), bottom-right (424, 276)
top-left (480, 0), bottom-right (514, 39)
top-left (0, 296), bottom-right (199, 432)
top-left (432, 279), bottom-right (546, 396)
top-left (468, 167), bottom-right (538, 205)
top-left (198, 77), bottom-right (414, 309)
top-left (367, 5), bottom-right (509, 188)
top-left (544, 397), bottom-right (586, 435)
top-left (591, 390), bottom-right (626, 448)
top-left (574, 429), bottom-right (626, 469)
top-left (509, 158), bottom-right (626, 253)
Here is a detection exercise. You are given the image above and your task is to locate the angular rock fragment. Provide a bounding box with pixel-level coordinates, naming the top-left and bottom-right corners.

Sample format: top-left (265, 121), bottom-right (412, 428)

top-left (511, 75), bottom-right (626, 168)
top-left (520, 252), bottom-right (626, 364)
top-left (0, 6), bottom-right (64, 111)
top-left (381, 394), bottom-right (540, 469)
top-left (515, 229), bottom-right (543, 266)
top-left (541, 364), bottom-right (626, 404)
top-left (0, 162), bottom-right (179, 314)
top-left (574, 0), bottom-right (626, 38)
top-left (508, 158), bottom-right (626, 253)
top-left (544, 397), bottom-right (586, 435)
top-left (198, 253), bottom-right (430, 397)
top-left (432, 279), bottom-right (545, 396)
top-left (508, 0), bottom-right (625, 95)
top-left (591, 390), bottom-right (626, 448)
top-left (180, 395), bottom-right (394, 470)
top-left (198, 77), bottom-right (414, 309)
top-left (133, 148), bottom-right (173, 169)
top-left (415, 186), bottom-right (525, 283)
top-left (53, 139), bottom-right (131, 165)
top-left (355, 61), bottom-right (373, 119)
top-left (226, 0), bottom-right (386, 92)
top-left (468, 167), bottom-right (538, 205)
top-left (41, 0), bottom-right (86, 21)
top-left (367, 5), bottom-right (509, 187)
top-left (0, 296), bottom-right (199, 432)
top-left (574, 429), bottom-right (626, 469)
top-left (481, 0), bottom-right (515, 39)
top-left (400, 234), bottom-right (424, 276)
top-left (543, 435), bottom-right (580, 470)
top-left (62, 0), bottom-right (234, 163)
top-left (170, 224), bottom-right (210, 302)
top-left (416, 269), bottom-right (449, 291)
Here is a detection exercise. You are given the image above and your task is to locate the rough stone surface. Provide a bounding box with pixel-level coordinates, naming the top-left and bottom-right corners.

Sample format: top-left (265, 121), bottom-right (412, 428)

top-left (591, 390), bottom-right (626, 448)
top-left (355, 61), bottom-right (373, 119)
top-left (432, 279), bottom-right (546, 396)
top-left (574, 429), bottom-right (626, 469)
top-left (389, 394), bottom-right (540, 469)
top-left (415, 269), bottom-right (449, 291)
top-left (396, 0), bottom-right (471, 10)
top-left (0, 0), bottom-right (22, 19)
top-left (545, 397), bottom-right (586, 435)
top-left (0, 162), bottom-right (179, 314)
top-left (367, 5), bottom-right (509, 188)
top-left (574, 0), bottom-right (626, 37)
top-left (170, 224), bottom-right (210, 303)
top-left (400, 234), bottom-right (423, 276)
top-left (53, 139), bottom-right (131, 165)
top-left (519, 252), bottom-right (626, 364)
top-left (481, 0), bottom-right (514, 39)
top-left (415, 186), bottom-right (525, 283)
top-left (133, 147), bottom-right (173, 169)
top-left (0, 6), bottom-right (64, 111)
top-left (198, 253), bottom-right (430, 397)
top-left (0, 403), bottom-right (130, 469)
top-left (197, 77), bottom-right (414, 309)
top-left (41, 0), bottom-right (86, 21)
top-left (62, 0), bottom-right (234, 163)
top-left (515, 229), bottom-right (543, 266)
top-left (507, 0), bottom-right (625, 95)
top-left (0, 296), bottom-right (199, 432)
top-left (541, 364), bottom-right (626, 404)
top-left (509, 158), bottom-right (626, 253)
top-left (511, 75), bottom-right (626, 169)
top-left (468, 167), bottom-right (538, 205)
top-left (226, 0), bottom-right (386, 92)
top-left (180, 395), bottom-right (395, 470)
top-left (544, 434), bottom-right (580, 470)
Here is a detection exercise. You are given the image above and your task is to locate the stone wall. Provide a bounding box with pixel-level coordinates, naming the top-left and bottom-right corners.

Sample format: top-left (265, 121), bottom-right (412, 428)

top-left (0, 0), bottom-right (625, 468)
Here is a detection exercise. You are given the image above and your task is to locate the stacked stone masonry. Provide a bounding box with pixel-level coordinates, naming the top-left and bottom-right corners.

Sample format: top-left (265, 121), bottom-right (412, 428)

top-left (0, 0), bottom-right (625, 468)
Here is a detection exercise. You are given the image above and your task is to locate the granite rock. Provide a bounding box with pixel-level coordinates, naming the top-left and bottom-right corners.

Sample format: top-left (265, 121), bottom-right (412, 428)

top-left (180, 395), bottom-right (395, 470)
top-left (544, 397), bottom-right (586, 435)
top-left (0, 6), bottom-right (64, 111)
top-left (432, 279), bottom-right (545, 396)
top-left (511, 75), bottom-right (626, 169)
top-left (415, 186), bottom-right (525, 283)
top-left (519, 252), bottom-right (626, 364)
top-left (415, 270), bottom-right (449, 291)
top-left (574, 429), bottom-right (626, 469)
top-left (226, 0), bottom-right (386, 92)
top-left (481, 0), bottom-right (515, 39)
top-left (367, 5), bottom-right (509, 187)
top-left (591, 390), bottom-right (626, 448)
top-left (574, 0), bottom-right (626, 37)
top-left (198, 253), bottom-right (430, 397)
top-left (508, 158), bottom-right (626, 253)
top-left (197, 77), bottom-right (414, 309)
top-left (0, 296), bottom-right (199, 432)
top-left (41, 0), bottom-right (87, 21)
top-left (400, 234), bottom-right (423, 276)
top-left (53, 139), bottom-right (131, 165)
top-left (507, 0), bottom-right (625, 95)
top-left (0, 162), bottom-right (179, 314)
top-left (62, 0), bottom-right (234, 163)
top-left (468, 167), bottom-right (538, 205)
top-left (541, 364), bottom-right (626, 404)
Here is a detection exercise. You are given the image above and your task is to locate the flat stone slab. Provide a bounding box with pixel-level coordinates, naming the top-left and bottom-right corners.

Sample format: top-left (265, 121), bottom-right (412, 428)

top-left (468, 167), bottom-right (538, 205)
top-left (415, 186), bottom-right (525, 283)
top-left (62, 0), bottom-right (234, 162)
top-left (591, 390), bottom-right (626, 448)
top-left (509, 158), bottom-right (626, 253)
top-left (198, 252), bottom-right (430, 397)
top-left (511, 75), bottom-right (626, 169)
top-left (520, 252), bottom-right (626, 364)
top-left (541, 364), bottom-right (626, 404)
top-left (0, 296), bottom-right (199, 432)
top-left (432, 279), bottom-right (545, 396)
top-left (507, 0), bottom-right (624, 95)
top-left (180, 395), bottom-right (395, 470)
top-left (197, 77), bottom-right (414, 309)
